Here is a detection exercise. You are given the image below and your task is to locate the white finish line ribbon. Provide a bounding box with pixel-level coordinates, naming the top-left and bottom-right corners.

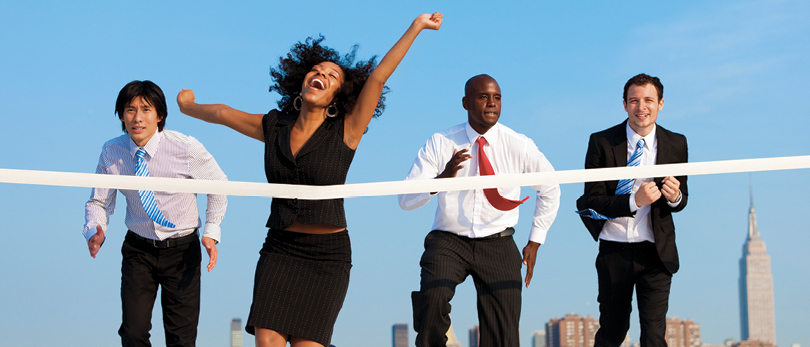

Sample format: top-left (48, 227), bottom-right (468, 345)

top-left (1, 155), bottom-right (809, 200)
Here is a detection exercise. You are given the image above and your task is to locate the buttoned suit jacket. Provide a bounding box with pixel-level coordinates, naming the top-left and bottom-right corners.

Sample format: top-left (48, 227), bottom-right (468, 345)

top-left (576, 120), bottom-right (688, 274)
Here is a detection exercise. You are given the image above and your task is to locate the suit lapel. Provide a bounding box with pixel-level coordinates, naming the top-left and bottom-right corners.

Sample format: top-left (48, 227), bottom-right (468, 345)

top-left (654, 125), bottom-right (673, 186)
top-left (610, 120), bottom-right (629, 168)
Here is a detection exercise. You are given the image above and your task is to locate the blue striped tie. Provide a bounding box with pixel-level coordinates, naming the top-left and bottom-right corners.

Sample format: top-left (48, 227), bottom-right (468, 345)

top-left (135, 148), bottom-right (175, 228)
top-left (576, 138), bottom-right (645, 220)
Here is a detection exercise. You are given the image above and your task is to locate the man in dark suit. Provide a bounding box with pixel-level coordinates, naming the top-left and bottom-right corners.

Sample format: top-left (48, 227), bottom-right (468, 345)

top-left (576, 73), bottom-right (688, 347)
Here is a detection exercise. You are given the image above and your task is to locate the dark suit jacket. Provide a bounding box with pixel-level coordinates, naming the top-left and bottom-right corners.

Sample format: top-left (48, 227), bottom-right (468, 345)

top-left (576, 120), bottom-right (688, 274)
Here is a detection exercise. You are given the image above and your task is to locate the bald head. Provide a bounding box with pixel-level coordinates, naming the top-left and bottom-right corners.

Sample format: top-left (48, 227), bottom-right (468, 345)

top-left (462, 74), bottom-right (502, 134)
top-left (465, 74), bottom-right (499, 97)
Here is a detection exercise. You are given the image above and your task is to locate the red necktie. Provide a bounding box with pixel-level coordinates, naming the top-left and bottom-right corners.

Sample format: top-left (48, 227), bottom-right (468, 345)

top-left (476, 136), bottom-right (529, 211)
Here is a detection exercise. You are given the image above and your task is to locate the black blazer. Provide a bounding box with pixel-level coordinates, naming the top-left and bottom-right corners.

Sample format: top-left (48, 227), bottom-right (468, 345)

top-left (576, 120), bottom-right (688, 274)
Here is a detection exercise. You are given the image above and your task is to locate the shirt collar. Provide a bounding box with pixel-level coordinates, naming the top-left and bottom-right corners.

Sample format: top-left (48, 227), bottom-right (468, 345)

top-left (465, 122), bottom-right (500, 145)
top-left (626, 122), bottom-right (656, 151)
top-left (128, 129), bottom-right (162, 159)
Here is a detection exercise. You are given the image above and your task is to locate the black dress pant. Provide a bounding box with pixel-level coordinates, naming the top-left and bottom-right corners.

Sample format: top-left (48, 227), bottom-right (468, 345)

top-left (412, 230), bottom-right (523, 347)
top-left (594, 240), bottom-right (672, 347)
top-left (119, 232), bottom-right (202, 347)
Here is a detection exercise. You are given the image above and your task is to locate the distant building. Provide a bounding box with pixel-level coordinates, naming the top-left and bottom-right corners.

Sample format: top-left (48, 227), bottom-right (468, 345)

top-left (446, 323), bottom-right (462, 347)
top-left (732, 339), bottom-right (777, 347)
top-left (230, 318), bottom-right (243, 347)
top-left (393, 323), bottom-right (408, 347)
top-left (739, 190), bottom-right (777, 344)
top-left (470, 325), bottom-right (480, 347)
top-left (665, 317), bottom-right (701, 347)
top-left (546, 314), bottom-right (599, 347)
top-left (621, 332), bottom-right (631, 347)
top-left (532, 330), bottom-right (546, 347)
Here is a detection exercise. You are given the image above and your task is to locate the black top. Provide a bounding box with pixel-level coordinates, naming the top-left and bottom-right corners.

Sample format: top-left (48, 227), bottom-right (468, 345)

top-left (263, 110), bottom-right (356, 230)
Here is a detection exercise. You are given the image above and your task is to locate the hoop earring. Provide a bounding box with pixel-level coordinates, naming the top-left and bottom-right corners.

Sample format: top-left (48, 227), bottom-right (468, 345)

top-left (293, 95), bottom-right (302, 111)
top-left (326, 104), bottom-right (338, 118)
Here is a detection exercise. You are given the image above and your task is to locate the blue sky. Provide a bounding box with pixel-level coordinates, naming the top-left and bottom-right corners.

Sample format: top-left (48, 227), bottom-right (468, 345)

top-left (1, 1), bottom-right (809, 346)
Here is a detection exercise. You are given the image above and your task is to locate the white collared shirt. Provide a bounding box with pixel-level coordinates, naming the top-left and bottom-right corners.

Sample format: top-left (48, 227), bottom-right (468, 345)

top-left (84, 129), bottom-right (228, 242)
top-left (398, 122), bottom-right (560, 244)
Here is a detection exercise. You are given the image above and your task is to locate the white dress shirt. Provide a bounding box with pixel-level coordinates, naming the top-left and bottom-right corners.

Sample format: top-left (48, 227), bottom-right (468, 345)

top-left (84, 130), bottom-right (228, 242)
top-left (399, 122), bottom-right (560, 244)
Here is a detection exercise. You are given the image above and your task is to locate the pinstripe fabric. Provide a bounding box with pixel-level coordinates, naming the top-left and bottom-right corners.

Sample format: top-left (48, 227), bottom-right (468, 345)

top-left (412, 230), bottom-right (522, 347)
top-left (246, 229), bottom-right (351, 347)
top-left (262, 110), bottom-right (355, 230)
top-left (246, 110), bottom-right (357, 345)
top-left (84, 130), bottom-right (228, 242)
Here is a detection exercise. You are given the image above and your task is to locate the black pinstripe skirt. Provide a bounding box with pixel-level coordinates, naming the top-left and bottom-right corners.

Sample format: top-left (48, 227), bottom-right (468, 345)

top-left (246, 229), bottom-right (352, 346)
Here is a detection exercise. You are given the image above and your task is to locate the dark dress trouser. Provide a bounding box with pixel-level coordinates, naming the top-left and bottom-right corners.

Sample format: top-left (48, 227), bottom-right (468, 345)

top-left (594, 240), bottom-right (672, 347)
top-left (119, 233), bottom-right (202, 347)
top-left (412, 230), bottom-right (523, 347)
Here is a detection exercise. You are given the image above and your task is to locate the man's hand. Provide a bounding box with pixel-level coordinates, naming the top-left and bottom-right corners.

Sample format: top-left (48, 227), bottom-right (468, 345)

top-left (201, 237), bottom-right (218, 272)
top-left (661, 176), bottom-right (681, 203)
top-left (436, 149), bottom-right (472, 179)
top-left (634, 181), bottom-right (661, 207)
top-left (522, 241), bottom-right (541, 288)
top-left (88, 225), bottom-right (106, 258)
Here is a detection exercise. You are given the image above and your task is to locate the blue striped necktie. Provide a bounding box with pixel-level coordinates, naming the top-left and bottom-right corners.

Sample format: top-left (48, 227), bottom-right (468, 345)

top-left (576, 138), bottom-right (646, 220)
top-left (135, 148), bottom-right (176, 228)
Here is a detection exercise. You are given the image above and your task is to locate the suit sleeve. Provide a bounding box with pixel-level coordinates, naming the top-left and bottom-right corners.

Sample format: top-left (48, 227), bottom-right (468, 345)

top-left (576, 133), bottom-right (634, 219)
top-left (666, 135), bottom-right (688, 213)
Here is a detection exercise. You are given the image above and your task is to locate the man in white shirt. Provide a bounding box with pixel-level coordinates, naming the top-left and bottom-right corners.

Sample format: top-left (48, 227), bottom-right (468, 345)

top-left (399, 74), bottom-right (560, 347)
top-left (576, 73), bottom-right (688, 347)
top-left (84, 80), bottom-right (228, 347)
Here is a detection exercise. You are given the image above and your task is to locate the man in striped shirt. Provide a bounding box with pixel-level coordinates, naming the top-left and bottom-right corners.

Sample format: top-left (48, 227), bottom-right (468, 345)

top-left (83, 80), bottom-right (228, 347)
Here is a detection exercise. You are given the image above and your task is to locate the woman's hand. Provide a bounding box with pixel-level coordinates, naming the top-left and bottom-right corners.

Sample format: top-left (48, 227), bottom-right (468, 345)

top-left (176, 89), bottom-right (197, 114)
top-left (414, 12), bottom-right (443, 31)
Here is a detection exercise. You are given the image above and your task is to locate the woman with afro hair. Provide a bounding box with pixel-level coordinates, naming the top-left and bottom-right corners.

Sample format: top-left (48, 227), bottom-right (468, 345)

top-left (177, 12), bottom-right (442, 347)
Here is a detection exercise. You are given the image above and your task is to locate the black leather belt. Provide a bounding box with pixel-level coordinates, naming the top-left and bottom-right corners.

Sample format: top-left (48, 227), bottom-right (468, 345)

top-left (126, 229), bottom-right (198, 249)
top-left (480, 227), bottom-right (515, 239)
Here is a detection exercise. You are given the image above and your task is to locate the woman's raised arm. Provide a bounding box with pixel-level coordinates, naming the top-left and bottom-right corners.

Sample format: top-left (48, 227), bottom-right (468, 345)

top-left (343, 13), bottom-right (443, 148)
top-left (177, 89), bottom-right (265, 142)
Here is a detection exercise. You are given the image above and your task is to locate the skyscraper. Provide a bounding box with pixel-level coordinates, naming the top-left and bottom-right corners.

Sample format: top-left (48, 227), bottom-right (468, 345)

top-left (546, 314), bottom-right (599, 347)
top-left (230, 318), bottom-right (243, 347)
top-left (532, 330), bottom-right (546, 347)
top-left (393, 323), bottom-right (408, 347)
top-left (739, 189), bottom-right (776, 344)
top-left (470, 325), bottom-right (480, 347)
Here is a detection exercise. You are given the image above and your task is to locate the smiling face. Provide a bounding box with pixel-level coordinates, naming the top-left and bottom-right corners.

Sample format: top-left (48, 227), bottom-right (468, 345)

top-left (624, 83), bottom-right (664, 137)
top-left (463, 75), bottom-right (502, 135)
top-left (300, 61), bottom-right (344, 109)
top-left (120, 96), bottom-right (162, 147)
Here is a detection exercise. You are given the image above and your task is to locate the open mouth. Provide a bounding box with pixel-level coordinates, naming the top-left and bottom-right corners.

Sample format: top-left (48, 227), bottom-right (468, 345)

top-left (308, 77), bottom-right (326, 90)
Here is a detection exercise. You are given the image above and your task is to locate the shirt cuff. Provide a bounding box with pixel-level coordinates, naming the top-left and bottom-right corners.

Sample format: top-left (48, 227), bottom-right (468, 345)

top-left (528, 227), bottom-right (547, 245)
top-left (667, 190), bottom-right (682, 208)
top-left (628, 192), bottom-right (640, 212)
top-left (202, 223), bottom-right (221, 243)
top-left (83, 224), bottom-right (105, 242)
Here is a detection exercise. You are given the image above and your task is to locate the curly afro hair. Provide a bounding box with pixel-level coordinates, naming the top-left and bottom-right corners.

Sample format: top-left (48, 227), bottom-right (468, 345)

top-left (270, 35), bottom-right (388, 119)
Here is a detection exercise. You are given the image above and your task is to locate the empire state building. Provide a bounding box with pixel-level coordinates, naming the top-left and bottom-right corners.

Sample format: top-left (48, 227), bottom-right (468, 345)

top-left (739, 190), bottom-right (776, 344)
